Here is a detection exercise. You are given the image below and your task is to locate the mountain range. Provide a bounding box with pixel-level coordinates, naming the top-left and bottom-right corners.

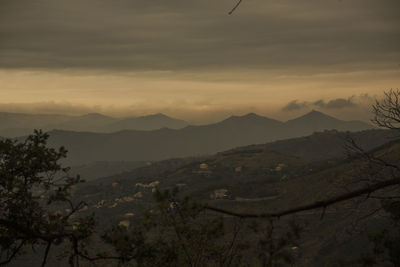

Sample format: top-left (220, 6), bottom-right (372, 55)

top-left (40, 110), bottom-right (374, 165)
top-left (0, 112), bottom-right (188, 137)
top-left (7, 111), bottom-right (398, 266)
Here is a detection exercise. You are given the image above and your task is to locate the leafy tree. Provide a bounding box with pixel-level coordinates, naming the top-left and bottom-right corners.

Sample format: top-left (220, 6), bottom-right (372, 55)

top-left (0, 130), bottom-right (94, 266)
top-left (98, 188), bottom-right (244, 266)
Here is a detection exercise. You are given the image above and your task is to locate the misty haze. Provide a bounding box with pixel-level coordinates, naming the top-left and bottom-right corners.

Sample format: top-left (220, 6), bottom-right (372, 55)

top-left (1, 0), bottom-right (400, 266)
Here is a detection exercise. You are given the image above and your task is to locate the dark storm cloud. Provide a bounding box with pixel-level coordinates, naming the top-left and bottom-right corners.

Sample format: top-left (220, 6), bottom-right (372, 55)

top-left (282, 100), bottom-right (308, 111)
top-left (283, 96), bottom-right (361, 111)
top-left (0, 0), bottom-right (399, 72)
top-left (314, 98), bottom-right (357, 109)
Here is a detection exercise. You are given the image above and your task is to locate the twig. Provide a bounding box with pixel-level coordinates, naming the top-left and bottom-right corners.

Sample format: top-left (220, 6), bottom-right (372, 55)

top-left (229, 0), bottom-right (243, 15)
top-left (0, 240), bottom-right (26, 266)
top-left (41, 241), bottom-right (52, 267)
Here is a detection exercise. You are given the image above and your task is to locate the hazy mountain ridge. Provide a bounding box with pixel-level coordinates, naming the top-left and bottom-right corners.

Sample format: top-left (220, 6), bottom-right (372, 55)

top-left (223, 128), bottom-right (397, 161)
top-left (108, 113), bottom-right (188, 131)
top-left (0, 112), bottom-right (189, 136)
top-left (0, 112), bottom-right (75, 137)
top-left (56, 128), bottom-right (397, 186)
top-left (285, 110), bottom-right (372, 136)
top-left (84, 128), bottom-right (396, 186)
top-left (39, 110), bottom-right (374, 165)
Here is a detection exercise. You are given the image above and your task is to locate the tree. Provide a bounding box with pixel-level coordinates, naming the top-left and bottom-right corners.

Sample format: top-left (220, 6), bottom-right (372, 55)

top-left (0, 130), bottom-right (94, 266)
top-left (97, 188), bottom-right (302, 267)
top-left (372, 89), bottom-right (400, 130)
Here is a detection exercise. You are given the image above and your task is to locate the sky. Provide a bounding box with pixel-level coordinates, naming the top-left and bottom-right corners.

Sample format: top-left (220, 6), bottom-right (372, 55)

top-left (0, 0), bottom-right (399, 124)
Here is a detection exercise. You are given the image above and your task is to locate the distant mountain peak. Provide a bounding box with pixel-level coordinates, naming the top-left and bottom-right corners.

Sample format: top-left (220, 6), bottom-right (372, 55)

top-left (144, 113), bottom-right (170, 119)
top-left (222, 113), bottom-right (282, 125)
top-left (285, 109), bottom-right (372, 133)
top-left (81, 113), bottom-right (112, 119)
top-left (227, 113), bottom-right (263, 120)
top-left (155, 112), bottom-right (167, 117)
top-left (291, 110), bottom-right (337, 121)
top-left (306, 109), bottom-right (329, 116)
top-left (108, 113), bottom-right (188, 131)
top-left (243, 112), bottom-right (259, 118)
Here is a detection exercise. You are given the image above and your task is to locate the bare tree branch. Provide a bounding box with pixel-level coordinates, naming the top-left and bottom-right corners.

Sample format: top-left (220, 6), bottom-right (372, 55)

top-left (0, 240), bottom-right (26, 266)
top-left (206, 177), bottom-right (400, 219)
top-left (41, 241), bottom-right (52, 267)
top-left (229, 0), bottom-right (243, 15)
top-left (372, 89), bottom-right (400, 130)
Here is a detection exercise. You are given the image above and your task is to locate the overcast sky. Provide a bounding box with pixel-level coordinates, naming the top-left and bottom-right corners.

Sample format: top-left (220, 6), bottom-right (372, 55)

top-left (0, 0), bottom-right (399, 123)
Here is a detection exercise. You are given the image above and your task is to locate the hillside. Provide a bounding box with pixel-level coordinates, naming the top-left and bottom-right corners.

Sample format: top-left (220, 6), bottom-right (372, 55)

top-left (62, 129), bottom-right (397, 184)
top-left (72, 132), bottom-right (400, 266)
top-left (69, 161), bottom-right (148, 181)
top-left (224, 129), bottom-right (398, 161)
top-left (9, 128), bottom-right (399, 266)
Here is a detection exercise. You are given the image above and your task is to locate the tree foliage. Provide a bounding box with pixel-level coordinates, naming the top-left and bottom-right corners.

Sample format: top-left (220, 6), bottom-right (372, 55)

top-left (86, 188), bottom-right (302, 266)
top-left (0, 130), bottom-right (93, 266)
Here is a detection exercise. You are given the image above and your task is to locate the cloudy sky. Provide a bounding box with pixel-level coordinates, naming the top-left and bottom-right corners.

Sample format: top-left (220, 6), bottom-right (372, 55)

top-left (0, 0), bottom-right (399, 123)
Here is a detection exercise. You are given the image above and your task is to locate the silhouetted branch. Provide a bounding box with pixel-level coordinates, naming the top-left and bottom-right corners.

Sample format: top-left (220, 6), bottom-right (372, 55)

top-left (229, 0), bottom-right (243, 15)
top-left (1, 216), bottom-right (82, 240)
top-left (221, 219), bottom-right (242, 266)
top-left (370, 195), bottom-right (400, 200)
top-left (41, 241), bottom-right (52, 267)
top-left (206, 177), bottom-right (400, 218)
top-left (372, 89), bottom-right (400, 130)
top-left (70, 235), bottom-right (134, 264)
top-left (0, 240), bottom-right (26, 266)
top-left (344, 135), bottom-right (400, 173)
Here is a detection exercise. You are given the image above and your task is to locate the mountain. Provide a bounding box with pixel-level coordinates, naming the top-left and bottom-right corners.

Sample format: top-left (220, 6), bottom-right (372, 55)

top-left (42, 111), bottom-right (375, 166)
top-left (284, 110), bottom-right (372, 136)
top-left (51, 113), bottom-right (188, 132)
top-left (107, 113), bottom-right (188, 131)
top-left (44, 113), bottom-right (287, 165)
top-left (1, 110), bottom-right (372, 138)
top-left (47, 113), bottom-right (116, 132)
top-left (0, 112), bottom-right (188, 137)
top-left (0, 112), bottom-right (74, 137)
top-left (0, 112), bottom-right (72, 128)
